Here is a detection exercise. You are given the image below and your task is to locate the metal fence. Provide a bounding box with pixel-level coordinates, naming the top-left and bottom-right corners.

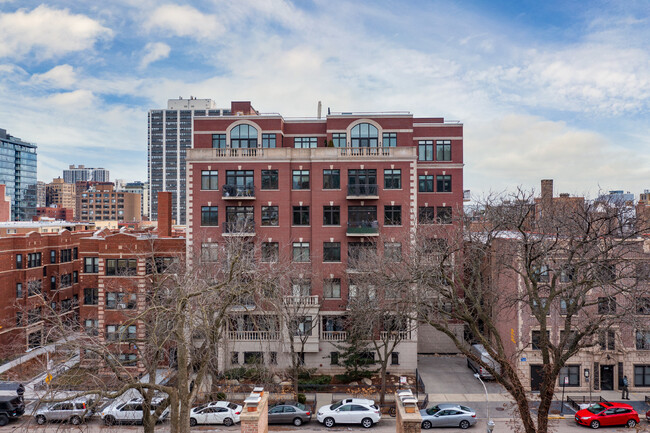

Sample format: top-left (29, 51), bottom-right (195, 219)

top-left (566, 395), bottom-right (608, 411)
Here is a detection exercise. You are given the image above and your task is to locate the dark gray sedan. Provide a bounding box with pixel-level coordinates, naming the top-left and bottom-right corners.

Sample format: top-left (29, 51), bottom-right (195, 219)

top-left (420, 404), bottom-right (477, 429)
top-left (268, 402), bottom-right (312, 426)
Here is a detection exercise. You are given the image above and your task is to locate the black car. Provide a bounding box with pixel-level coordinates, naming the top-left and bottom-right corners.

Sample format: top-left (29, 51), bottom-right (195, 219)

top-left (0, 396), bottom-right (25, 426)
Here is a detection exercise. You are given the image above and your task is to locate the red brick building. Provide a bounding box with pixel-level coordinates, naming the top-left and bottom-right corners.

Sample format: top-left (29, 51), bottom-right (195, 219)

top-left (186, 101), bottom-right (464, 372)
top-left (0, 229), bottom-right (86, 354)
top-left (0, 194), bottom-right (184, 368)
top-left (35, 207), bottom-right (74, 221)
top-left (0, 184), bottom-right (10, 222)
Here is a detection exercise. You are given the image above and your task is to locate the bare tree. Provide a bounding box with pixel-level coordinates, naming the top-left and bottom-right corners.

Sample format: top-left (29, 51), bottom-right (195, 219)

top-left (365, 190), bottom-right (650, 433)
top-left (347, 239), bottom-right (419, 405)
top-left (269, 273), bottom-right (321, 396)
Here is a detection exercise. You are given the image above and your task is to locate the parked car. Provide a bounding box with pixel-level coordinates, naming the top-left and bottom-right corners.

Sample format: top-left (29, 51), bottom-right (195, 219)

top-left (317, 398), bottom-right (381, 428)
top-left (189, 400), bottom-right (242, 426)
top-left (34, 398), bottom-right (94, 425)
top-left (268, 402), bottom-right (312, 426)
top-left (420, 404), bottom-right (477, 429)
top-left (646, 408), bottom-right (650, 422)
top-left (0, 396), bottom-right (25, 426)
top-left (466, 344), bottom-right (500, 379)
top-left (0, 383), bottom-right (25, 427)
top-left (575, 402), bottom-right (639, 429)
top-left (101, 397), bottom-right (169, 426)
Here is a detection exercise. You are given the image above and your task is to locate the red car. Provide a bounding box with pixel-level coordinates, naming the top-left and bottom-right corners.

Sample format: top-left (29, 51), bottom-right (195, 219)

top-left (575, 402), bottom-right (639, 429)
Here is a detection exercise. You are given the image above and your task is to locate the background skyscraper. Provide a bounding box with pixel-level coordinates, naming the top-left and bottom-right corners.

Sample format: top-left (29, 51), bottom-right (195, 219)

top-left (148, 97), bottom-right (221, 224)
top-left (63, 165), bottom-right (110, 184)
top-left (0, 128), bottom-right (37, 221)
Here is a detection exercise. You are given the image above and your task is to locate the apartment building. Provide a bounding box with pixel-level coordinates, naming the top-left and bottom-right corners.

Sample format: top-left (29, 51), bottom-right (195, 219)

top-left (63, 165), bottom-right (109, 184)
top-left (77, 201), bottom-right (185, 373)
top-left (0, 185), bottom-right (10, 222)
top-left (186, 101), bottom-right (464, 373)
top-left (77, 184), bottom-right (142, 222)
top-left (0, 128), bottom-right (37, 221)
top-left (148, 97), bottom-right (220, 224)
top-left (46, 177), bottom-right (76, 215)
top-left (0, 229), bottom-right (87, 354)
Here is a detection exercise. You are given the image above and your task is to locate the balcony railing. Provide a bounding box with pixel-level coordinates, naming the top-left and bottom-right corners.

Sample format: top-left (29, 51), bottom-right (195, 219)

top-left (222, 184), bottom-right (255, 199)
top-left (347, 184), bottom-right (379, 198)
top-left (346, 221), bottom-right (379, 236)
top-left (188, 147), bottom-right (417, 163)
top-left (381, 330), bottom-right (412, 340)
top-left (228, 330), bottom-right (279, 341)
top-left (215, 148), bottom-right (261, 158)
top-left (222, 221), bottom-right (255, 236)
top-left (339, 147), bottom-right (391, 157)
top-left (284, 295), bottom-right (320, 306)
top-left (321, 331), bottom-right (347, 341)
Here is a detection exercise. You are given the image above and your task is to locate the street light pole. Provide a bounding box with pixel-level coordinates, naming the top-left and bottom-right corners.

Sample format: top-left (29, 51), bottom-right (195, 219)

top-left (475, 373), bottom-right (495, 433)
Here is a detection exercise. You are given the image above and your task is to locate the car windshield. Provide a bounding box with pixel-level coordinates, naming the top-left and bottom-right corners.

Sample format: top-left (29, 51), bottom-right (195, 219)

top-left (295, 403), bottom-right (306, 411)
top-left (195, 404), bottom-right (207, 411)
top-left (426, 405), bottom-right (440, 415)
top-left (331, 401), bottom-right (344, 410)
top-left (587, 404), bottom-right (606, 414)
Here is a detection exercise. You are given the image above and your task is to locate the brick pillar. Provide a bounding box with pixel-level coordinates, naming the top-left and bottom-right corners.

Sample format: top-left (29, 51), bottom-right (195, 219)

top-left (240, 391), bottom-right (268, 433)
top-left (157, 191), bottom-right (172, 237)
top-left (396, 392), bottom-right (421, 433)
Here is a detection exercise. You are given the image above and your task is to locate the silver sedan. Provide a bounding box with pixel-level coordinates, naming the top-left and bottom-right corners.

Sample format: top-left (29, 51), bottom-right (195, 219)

top-left (420, 404), bottom-right (477, 429)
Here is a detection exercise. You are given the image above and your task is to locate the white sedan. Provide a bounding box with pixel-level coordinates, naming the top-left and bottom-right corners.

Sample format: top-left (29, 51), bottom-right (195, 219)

top-left (189, 401), bottom-right (242, 426)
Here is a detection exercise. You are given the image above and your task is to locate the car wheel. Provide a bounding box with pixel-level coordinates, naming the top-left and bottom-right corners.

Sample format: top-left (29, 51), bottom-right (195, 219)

top-left (324, 417), bottom-right (335, 428)
top-left (422, 420), bottom-right (432, 429)
top-left (590, 420), bottom-right (600, 429)
top-left (190, 417), bottom-right (197, 427)
top-left (36, 415), bottom-right (46, 425)
top-left (104, 415), bottom-right (116, 426)
top-left (627, 419), bottom-right (637, 428)
top-left (70, 415), bottom-right (82, 425)
top-left (459, 420), bottom-right (470, 429)
top-left (0, 415), bottom-right (9, 426)
top-left (389, 407), bottom-right (396, 417)
top-left (223, 417), bottom-right (233, 426)
top-left (293, 417), bottom-right (303, 426)
top-left (361, 417), bottom-right (373, 428)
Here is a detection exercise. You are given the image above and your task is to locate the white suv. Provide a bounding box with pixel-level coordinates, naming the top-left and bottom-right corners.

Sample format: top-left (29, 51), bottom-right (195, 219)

top-left (317, 398), bottom-right (381, 428)
top-left (101, 397), bottom-right (169, 426)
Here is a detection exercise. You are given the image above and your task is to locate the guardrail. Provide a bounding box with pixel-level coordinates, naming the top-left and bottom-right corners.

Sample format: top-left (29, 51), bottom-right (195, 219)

top-left (321, 331), bottom-right (347, 341)
top-left (566, 395), bottom-right (608, 411)
top-left (284, 295), bottom-right (319, 306)
top-left (227, 331), bottom-right (279, 341)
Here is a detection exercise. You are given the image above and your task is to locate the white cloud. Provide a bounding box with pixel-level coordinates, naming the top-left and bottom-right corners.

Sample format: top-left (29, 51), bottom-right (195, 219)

top-left (465, 114), bottom-right (650, 196)
top-left (139, 42), bottom-right (171, 70)
top-left (144, 4), bottom-right (224, 39)
top-left (47, 89), bottom-right (96, 108)
top-left (30, 64), bottom-right (77, 89)
top-left (0, 5), bottom-right (113, 60)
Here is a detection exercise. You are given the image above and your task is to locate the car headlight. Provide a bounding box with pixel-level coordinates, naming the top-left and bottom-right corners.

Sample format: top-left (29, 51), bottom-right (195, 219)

top-left (580, 416), bottom-right (590, 420)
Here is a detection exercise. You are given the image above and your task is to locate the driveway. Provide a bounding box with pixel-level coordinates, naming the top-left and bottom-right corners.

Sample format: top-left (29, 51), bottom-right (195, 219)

top-left (418, 355), bottom-right (506, 395)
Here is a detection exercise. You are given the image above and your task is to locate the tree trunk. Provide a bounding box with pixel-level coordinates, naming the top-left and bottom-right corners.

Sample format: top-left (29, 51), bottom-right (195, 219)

top-left (379, 360), bottom-right (388, 405)
top-left (293, 353), bottom-right (299, 397)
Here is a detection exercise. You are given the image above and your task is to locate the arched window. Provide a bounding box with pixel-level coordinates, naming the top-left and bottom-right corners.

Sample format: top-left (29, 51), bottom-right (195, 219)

top-left (230, 124), bottom-right (258, 148)
top-left (350, 123), bottom-right (378, 147)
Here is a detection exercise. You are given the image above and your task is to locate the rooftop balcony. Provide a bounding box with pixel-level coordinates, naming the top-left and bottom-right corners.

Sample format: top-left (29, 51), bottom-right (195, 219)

top-left (187, 146), bottom-right (417, 163)
top-left (380, 330), bottom-right (412, 341)
top-left (347, 184), bottom-right (379, 199)
top-left (222, 184), bottom-right (255, 199)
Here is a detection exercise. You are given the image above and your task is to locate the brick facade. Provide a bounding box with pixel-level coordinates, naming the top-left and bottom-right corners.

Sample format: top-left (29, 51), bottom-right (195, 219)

top-left (186, 101), bottom-right (464, 373)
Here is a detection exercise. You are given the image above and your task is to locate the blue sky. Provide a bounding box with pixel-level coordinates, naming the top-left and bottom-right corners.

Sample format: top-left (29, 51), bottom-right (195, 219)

top-left (0, 0), bottom-right (648, 199)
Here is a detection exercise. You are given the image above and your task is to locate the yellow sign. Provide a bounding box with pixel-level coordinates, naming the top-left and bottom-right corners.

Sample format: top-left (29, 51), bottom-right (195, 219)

top-left (511, 328), bottom-right (516, 344)
top-left (45, 374), bottom-right (52, 384)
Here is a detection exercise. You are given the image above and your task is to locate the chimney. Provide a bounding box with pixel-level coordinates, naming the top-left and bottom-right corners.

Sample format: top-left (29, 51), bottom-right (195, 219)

top-left (157, 192), bottom-right (172, 237)
top-left (541, 179), bottom-right (553, 203)
top-left (317, 101), bottom-right (322, 119)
